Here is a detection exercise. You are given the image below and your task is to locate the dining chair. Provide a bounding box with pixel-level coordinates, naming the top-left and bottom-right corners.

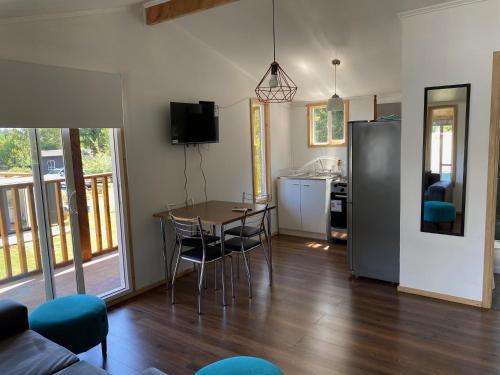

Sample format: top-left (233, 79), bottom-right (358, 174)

top-left (224, 205), bottom-right (270, 299)
top-left (165, 199), bottom-right (220, 286)
top-left (170, 214), bottom-right (234, 314)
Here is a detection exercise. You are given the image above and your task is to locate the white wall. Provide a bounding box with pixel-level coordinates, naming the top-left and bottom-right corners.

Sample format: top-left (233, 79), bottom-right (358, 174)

top-left (400, 0), bottom-right (500, 301)
top-left (0, 7), bottom-right (292, 290)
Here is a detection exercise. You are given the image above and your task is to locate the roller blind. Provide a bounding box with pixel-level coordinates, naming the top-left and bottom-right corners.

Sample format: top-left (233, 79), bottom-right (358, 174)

top-left (0, 59), bottom-right (123, 128)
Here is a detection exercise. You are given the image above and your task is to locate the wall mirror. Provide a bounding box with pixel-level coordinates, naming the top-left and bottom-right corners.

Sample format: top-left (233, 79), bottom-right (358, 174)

top-left (421, 84), bottom-right (470, 236)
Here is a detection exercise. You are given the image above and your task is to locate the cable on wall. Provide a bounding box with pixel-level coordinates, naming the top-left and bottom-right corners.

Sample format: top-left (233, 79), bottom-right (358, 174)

top-left (197, 144), bottom-right (208, 202)
top-left (183, 144), bottom-right (188, 205)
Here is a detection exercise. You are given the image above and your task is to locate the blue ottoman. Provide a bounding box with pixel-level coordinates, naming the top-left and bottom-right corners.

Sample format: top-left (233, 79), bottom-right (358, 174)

top-left (29, 294), bottom-right (108, 357)
top-left (423, 201), bottom-right (456, 226)
top-left (196, 356), bottom-right (283, 375)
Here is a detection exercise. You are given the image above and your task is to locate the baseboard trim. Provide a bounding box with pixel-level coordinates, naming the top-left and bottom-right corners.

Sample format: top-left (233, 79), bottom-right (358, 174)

top-left (106, 268), bottom-right (194, 308)
top-left (279, 228), bottom-right (328, 241)
top-left (397, 286), bottom-right (482, 307)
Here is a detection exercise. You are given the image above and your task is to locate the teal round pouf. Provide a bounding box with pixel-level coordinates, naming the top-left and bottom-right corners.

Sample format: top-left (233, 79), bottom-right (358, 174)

top-left (423, 201), bottom-right (456, 223)
top-left (29, 294), bottom-right (108, 354)
top-left (195, 357), bottom-right (283, 375)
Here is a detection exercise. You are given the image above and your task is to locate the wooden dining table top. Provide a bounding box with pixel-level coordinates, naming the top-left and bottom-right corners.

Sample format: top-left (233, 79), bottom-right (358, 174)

top-left (153, 200), bottom-right (275, 225)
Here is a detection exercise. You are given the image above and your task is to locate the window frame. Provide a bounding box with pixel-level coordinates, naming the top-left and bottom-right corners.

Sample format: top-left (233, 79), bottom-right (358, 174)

top-left (426, 105), bottom-right (458, 185)
top-left (307, 101), bottom-right (349, 147)
top-left (249, 98), bottom-right (272, 202)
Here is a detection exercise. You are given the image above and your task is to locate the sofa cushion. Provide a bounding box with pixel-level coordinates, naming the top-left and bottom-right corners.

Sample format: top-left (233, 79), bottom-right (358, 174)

top-left (53, 361), bottom-right (108, 375)
top-left (0, 330), bottom-right (78, 375)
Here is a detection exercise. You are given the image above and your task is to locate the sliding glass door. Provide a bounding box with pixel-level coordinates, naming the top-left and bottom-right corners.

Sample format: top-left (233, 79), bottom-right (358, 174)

top-left (0, 128), bottom-right (129, 310)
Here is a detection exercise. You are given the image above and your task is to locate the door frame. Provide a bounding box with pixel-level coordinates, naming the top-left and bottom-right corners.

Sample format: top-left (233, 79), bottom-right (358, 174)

top-left (483, 51), bottom-right (500, 308)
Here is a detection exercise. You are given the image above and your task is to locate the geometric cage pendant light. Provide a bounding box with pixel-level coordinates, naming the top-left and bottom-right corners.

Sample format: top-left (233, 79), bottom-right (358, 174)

top-left (255, 0), bottom-right (297, 103)
top-left (327, 59), bottom-right (343, 112)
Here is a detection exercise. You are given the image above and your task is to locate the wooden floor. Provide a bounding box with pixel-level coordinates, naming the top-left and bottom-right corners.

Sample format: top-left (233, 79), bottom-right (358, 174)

top-left (80, 236), bottom-right (500, 375)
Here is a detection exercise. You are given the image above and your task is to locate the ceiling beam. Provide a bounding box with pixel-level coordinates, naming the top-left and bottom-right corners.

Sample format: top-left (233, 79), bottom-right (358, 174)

top-left (145, 0), bottom-right (239, 25)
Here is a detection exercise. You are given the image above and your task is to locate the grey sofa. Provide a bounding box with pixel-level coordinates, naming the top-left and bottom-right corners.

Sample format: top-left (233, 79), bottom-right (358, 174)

top-left (0, 299), bottom-right (166, 375)
top-left (423, 172), bottom-right (453, 202)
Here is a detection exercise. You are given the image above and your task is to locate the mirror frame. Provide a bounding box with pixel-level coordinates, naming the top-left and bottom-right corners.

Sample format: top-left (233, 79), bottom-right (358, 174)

top-left (420, 83), bottom-right (471, 237)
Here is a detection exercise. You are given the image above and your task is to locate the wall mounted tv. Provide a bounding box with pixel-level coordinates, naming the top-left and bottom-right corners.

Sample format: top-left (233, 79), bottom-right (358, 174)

top-left (170, 101), bottom-right (219, 145)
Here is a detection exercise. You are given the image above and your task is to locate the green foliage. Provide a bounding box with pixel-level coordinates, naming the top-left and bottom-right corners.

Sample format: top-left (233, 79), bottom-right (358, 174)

top-left (39, 128), bottom-right (62, 150)
top-left (0, 129), bottom-right (31, 171)
top-left (80, 129), bottom-right (110, 154)
top-left (313, 107), bottom-right (328, 143)
top-left (0, 128), bottom-right (112, 174)
top-left (332, 110), bottom-right (344, 141)
top-left (82, 150), bottom-right (112, 174)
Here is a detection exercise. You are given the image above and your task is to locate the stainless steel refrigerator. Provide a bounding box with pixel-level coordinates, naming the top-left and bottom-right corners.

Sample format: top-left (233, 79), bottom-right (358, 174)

top-left (347, 120), bottom-right (400, 283)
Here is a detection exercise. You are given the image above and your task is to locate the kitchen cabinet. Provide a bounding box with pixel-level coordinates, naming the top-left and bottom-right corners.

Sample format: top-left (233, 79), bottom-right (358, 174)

top-left (277, 178), bottom-right (331, 239)
top-left (277, 179), bottom-right (302, 230)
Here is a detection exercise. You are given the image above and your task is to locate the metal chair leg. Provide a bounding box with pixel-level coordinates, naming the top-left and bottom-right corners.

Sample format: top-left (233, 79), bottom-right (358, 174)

top-left (214, 262), bottom-right (218, 290)
top-left (236, 253), bottom-right (240, 279)
top-left (198, 261), bottom-right (205, 315)
top-left (260, 232), bottom-right (271, 269)
top-left (171, 244), bottom-right (183, 305)
top-left (229, 256), bottom-right (235, 298)
top-left (241, 250), bottom-right (252, 299)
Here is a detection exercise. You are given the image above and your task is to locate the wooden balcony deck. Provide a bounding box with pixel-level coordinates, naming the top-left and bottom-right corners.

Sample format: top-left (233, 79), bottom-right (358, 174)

top-left (0, 249), bottom-right (120, 310)
top-left (0, 172), bottom-right (122, 310)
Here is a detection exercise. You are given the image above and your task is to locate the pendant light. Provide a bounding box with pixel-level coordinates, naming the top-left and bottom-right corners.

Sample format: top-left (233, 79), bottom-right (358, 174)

top-left (327, 59), bottom-right (343, 112)
top-left (255, 0), bottom-right (297, 103)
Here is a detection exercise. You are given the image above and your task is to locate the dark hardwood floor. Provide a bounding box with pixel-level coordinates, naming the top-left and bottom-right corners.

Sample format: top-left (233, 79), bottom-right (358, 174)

top-left (80, 236), bottom-right (500, 375)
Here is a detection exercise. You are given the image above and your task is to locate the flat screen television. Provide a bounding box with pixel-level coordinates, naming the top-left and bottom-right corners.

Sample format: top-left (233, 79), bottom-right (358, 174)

top-left (170, 101), bottom-right (219, 145)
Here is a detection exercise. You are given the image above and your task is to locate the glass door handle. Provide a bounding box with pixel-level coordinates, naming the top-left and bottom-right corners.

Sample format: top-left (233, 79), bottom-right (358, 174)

top-left (68, 191), bottom-right (79, 215)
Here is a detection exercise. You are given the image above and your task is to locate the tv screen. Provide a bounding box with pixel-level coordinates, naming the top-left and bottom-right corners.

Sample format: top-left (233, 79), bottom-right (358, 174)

top-left (170, 101), bottom-right (219, 144)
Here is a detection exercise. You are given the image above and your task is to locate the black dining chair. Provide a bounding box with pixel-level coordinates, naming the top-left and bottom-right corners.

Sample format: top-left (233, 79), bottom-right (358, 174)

top-left (224, 205), bottom-right (270, 299)
top-left (170, 214), bottom-right (233, 314)
top-left (166, 199), bottom-right (220, 285)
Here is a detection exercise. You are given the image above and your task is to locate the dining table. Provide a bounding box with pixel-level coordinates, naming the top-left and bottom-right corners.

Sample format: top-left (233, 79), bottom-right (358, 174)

top-left (153, 200), bottom-right (276, 306)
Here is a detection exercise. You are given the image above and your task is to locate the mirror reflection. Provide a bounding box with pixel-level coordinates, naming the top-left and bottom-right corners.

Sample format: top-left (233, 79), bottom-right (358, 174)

top-left (421, 84), bottom-right (470, 236)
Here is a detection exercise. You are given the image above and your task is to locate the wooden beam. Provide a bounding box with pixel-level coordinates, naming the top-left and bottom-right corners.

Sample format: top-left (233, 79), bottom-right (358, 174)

top-left (145, 0), bottom-right (238, 25)
top-left (69, 129), bottom-right (92, 262)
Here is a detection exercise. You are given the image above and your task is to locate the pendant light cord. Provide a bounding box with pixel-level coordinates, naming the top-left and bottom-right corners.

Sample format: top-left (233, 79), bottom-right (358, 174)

top-left (334, 63), bottom-right (337, 95)
top-left (272, 0), bottom-right (276, 61)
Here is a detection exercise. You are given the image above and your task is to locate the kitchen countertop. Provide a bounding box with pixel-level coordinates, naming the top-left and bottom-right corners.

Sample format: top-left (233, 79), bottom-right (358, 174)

top-left (279, 175), bottom-right (346, 182)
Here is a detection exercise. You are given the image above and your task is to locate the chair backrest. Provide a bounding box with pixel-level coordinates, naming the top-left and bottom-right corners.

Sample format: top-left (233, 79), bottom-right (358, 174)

top-left (167, 198), bottom-right (194, 211)
top-left (170, 214), bottom-right (206, 248)
top-left (242, 192), bottom-right (270, 204)
top-left (240, 204), bottom-right (269, 236)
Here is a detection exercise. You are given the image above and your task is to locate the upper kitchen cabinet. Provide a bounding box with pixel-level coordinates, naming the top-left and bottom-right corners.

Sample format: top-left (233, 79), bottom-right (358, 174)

top-left (349, 95), bottom-right (376, 122)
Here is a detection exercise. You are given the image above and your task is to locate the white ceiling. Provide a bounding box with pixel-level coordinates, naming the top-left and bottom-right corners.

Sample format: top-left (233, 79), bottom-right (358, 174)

top-left (0, 0), bottom-right (450, 101)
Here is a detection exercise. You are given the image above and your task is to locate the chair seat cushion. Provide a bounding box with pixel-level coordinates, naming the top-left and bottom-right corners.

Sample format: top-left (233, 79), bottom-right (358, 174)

top-left (29, 294), bottom-right (108, 355)
top-left (182, 235), bottom-right (220, 247)
top-left (423, 201), bottom-right (456, 223)
top-left (181, 245), bottom-right (232, 262)
top-left (224, 237), bottom-right (261, 251)
top-left (225, 225), bottom-right (261, 237)
top-left (0, 330), bottom-right (79, 375)
top-left (195, 356), bottom-right (283, 375)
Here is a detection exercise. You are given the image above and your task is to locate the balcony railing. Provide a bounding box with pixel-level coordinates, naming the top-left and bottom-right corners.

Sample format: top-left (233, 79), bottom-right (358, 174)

top-left (0, 172), bottom-right (116, 283)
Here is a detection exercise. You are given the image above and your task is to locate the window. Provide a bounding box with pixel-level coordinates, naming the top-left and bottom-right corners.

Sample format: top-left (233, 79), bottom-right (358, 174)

top-left (427, 106), bottom-right (457, 183)
top-left (47, 160), bottom-right (55, 170)
top-left (250, 99), bottom-right (271, 200)
top-left (307, 101), bottom-right (349, 147)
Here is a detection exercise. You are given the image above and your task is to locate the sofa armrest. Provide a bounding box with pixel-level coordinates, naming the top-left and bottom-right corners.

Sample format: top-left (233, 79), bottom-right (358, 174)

top-left (427, 180), bottom-right (453, 202)
top-left (0, 299), bottom-right (29, 340)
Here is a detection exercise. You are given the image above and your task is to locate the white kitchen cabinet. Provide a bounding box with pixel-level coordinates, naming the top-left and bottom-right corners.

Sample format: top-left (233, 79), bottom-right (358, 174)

top-left (277, 178), bottom-right (331, 239)
top-left (277, 178), bottom-right (302, 231)
top-left (300, 180), bottom-right (328, 233)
